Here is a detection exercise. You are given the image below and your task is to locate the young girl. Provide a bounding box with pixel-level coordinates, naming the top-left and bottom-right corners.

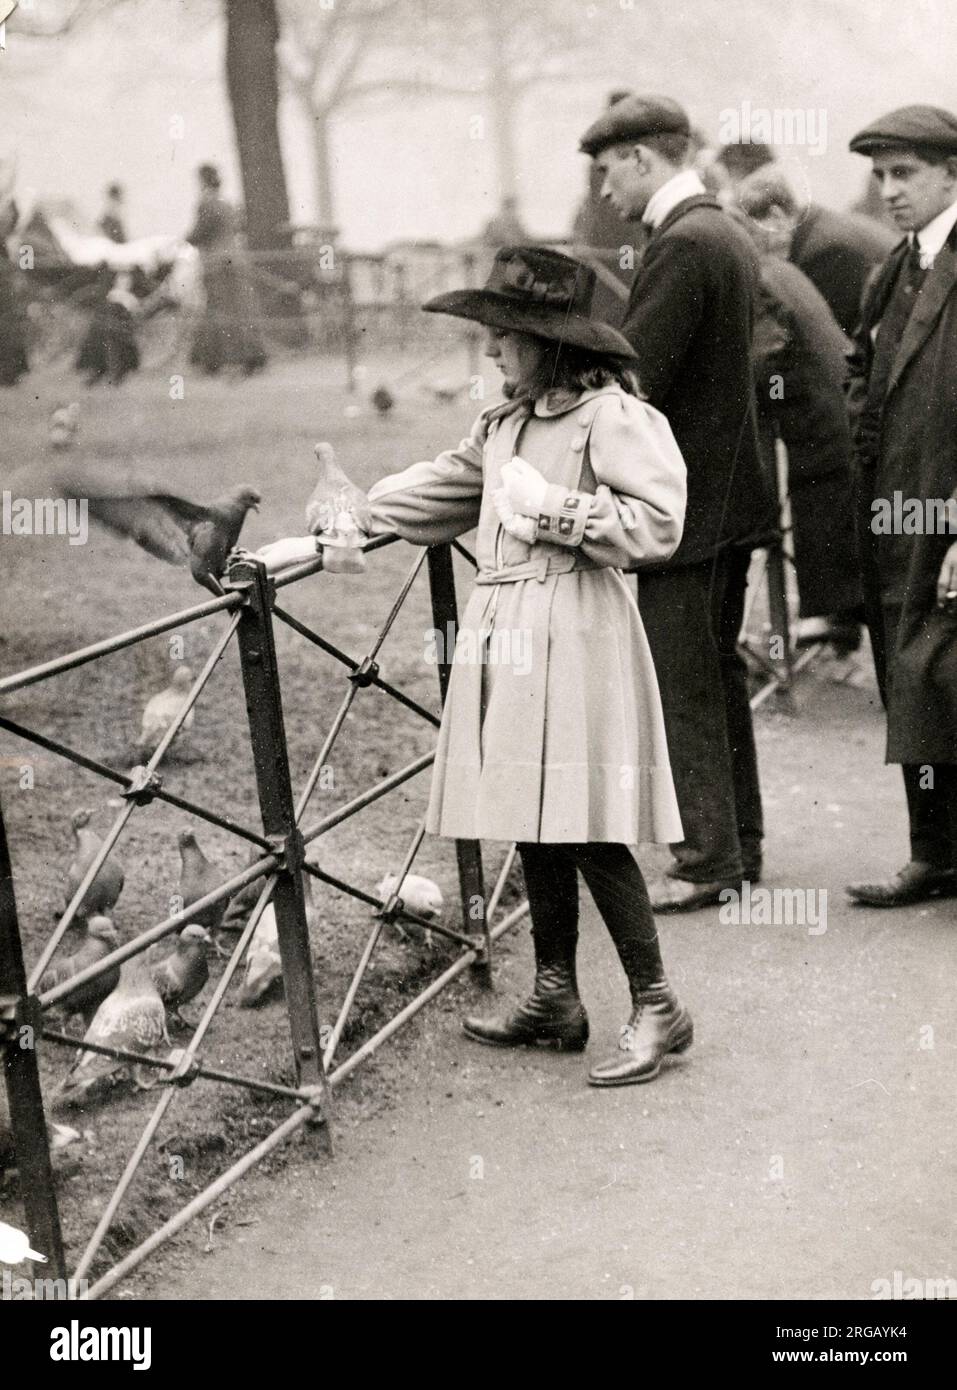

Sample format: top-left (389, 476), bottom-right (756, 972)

top-left (369, 246), bottom-right (692, 1086)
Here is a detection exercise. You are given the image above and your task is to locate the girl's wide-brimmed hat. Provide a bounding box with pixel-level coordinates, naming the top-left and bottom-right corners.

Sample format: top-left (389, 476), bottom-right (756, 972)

top-left (423, 246), bottom-right (637, 359)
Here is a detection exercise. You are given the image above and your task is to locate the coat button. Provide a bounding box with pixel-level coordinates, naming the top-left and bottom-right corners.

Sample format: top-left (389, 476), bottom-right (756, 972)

top-left (577, 411), bottom-right (591, 425)
top-left (571, 436), bottom-right (586, 451)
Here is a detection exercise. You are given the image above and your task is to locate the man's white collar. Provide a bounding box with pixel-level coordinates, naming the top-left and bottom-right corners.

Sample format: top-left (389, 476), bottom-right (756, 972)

top-left (912, 195), bottom-right (957, 268)
top-left (642, 169), bottom-right (707, 230)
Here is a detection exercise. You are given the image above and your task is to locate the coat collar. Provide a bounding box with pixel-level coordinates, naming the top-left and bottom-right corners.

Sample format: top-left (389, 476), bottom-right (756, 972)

top-left (532, 384), bottom-right (622, 417)
top-left (648, 193), bottom-right (722, 242)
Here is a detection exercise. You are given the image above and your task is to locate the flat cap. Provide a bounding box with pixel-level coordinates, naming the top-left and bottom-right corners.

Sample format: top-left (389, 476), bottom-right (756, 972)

top-left (849, 104), bottom-right (957, 156)
top-left (579, 94), bottom-right (690, 157)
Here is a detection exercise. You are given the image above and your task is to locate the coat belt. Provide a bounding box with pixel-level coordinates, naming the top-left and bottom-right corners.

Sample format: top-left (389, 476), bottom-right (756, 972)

top-left (473, 549), bottom-right (600, 586)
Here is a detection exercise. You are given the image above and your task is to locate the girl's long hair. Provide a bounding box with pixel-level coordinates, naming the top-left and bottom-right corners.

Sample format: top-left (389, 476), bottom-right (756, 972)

top-left (508, 336), bottom-right (644, 400)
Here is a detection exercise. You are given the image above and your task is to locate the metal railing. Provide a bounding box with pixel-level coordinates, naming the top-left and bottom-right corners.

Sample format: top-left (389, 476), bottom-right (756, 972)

top-left (0, 535), bottom-right (527, 1299)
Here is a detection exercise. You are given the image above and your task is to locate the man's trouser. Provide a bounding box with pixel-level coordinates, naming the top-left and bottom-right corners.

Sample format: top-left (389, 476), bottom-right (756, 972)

top-left (637, 547), bottom-right (763, 884)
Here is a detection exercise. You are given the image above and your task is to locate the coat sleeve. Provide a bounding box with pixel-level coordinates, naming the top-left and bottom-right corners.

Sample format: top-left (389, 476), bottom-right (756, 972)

top-left (620, 234), bottom-right (706, 404)
top-left (366, 409), bottom-right (489, 544)
top-left (531, 393), bottom-right (686, 568)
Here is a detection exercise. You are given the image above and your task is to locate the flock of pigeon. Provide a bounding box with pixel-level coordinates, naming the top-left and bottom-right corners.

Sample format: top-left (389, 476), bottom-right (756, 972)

top-left (39, 803), bottom-right (444, 1111)
top-left (18, 423), bottom-right (446, 1119)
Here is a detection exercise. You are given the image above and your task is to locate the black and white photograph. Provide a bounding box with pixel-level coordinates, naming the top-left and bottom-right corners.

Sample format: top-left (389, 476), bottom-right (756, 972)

top-left (0, 0), bottom-right (954, 1341)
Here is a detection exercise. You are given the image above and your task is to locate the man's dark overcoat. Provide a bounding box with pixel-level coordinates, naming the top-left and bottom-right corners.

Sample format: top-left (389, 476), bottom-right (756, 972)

top-left (848, 225), bottom-right (957, 762)
top-left (621, 194), bottom-right (774, 569)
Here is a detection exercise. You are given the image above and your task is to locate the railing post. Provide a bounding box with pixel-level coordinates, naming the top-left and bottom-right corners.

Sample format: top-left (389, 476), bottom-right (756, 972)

top-left (224, 556), bottom-right (334, 1138)
top-left (426, 544), bottom-right (491, 982)
top-left (0, 791), bottom-right (67, 1282)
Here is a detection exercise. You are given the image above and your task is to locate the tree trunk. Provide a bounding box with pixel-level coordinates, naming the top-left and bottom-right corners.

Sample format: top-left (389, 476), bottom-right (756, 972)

top-left (290, 81), bottom-right (337, 234)
top-left (312, 108), bottom-right (337, 235)
top-left (224, 0), bottom-right (292, 250)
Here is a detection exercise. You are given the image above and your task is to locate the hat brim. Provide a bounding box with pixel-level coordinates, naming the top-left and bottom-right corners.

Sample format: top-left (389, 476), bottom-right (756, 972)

top-left (422, 289), bottom-right (637, 360)
top-left (849, 134), bottom-right (957, 156)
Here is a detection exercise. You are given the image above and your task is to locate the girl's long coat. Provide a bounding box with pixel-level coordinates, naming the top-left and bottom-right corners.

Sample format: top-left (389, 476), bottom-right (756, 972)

top-left (367, 384), bottom-right (687, 845)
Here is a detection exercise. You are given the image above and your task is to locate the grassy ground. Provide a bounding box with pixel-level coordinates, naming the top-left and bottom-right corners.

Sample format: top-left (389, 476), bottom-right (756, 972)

top-left (0, 343), bottom-right (520, 1285)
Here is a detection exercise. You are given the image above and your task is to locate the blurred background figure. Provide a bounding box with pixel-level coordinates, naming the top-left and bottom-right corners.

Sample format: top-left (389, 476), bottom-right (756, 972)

top-left (481, 195), bottom-right (530, 247)
top-left (74, 263), bottom-right (142, 386)
top-left (714, 139), bottom-right (776, 188)
top-left (98, 182), bottom-right (127, 244)
top-left (0, 197), bottom-right (29, 386)
top-left (186, 162), bottom-right (267, 376)
top-left (736, 162), bottom-right (896, 335)
top-left (734, 208), bottom-right (864, 651)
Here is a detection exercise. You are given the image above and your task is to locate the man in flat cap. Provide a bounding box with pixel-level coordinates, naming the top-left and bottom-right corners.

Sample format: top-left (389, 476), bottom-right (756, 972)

top-left (845, 104), bottom-right (957, 907)
top-left (580, 94), bottom-right (774, 911)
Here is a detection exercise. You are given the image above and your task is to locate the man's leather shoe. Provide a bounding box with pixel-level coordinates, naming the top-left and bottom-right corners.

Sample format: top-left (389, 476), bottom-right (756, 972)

top-left (588, 984), bottom-right (693, 1086)
top-left (646, 876), bottom-right (738, 913)
top-left (846, 861), bottom-right (957, 908)
top-left (463, 965), bottom-right (589, 1051)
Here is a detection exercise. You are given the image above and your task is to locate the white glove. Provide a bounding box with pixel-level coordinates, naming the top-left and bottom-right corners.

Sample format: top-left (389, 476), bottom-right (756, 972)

top-left (251, 536), bottom-right (321, 572)
top-left (500, 455), bottom-right (548, 518)
top-left (491, 487), bottom-right (537, 544)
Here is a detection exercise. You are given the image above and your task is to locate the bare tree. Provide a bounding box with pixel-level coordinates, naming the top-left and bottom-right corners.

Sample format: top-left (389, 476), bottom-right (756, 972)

top-left (278, 0), bottom-right (622, 229)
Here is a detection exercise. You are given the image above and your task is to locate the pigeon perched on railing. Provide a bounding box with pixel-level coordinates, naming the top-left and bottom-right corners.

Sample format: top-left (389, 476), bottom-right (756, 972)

top-left (50, 465), bottom-right (260, 594)
top-left (305, 441), bottom-right (372, 540)
top-left (304, 441), bottom-right (371, 575)
top-left (148, 924), bottom-right (210, 1026)
top-left (54, 956), bottom-right (170, 1105)
top-left (137, 665), bottom-right (195, 757)
top-left (63, 809), bottom-right (124, 923)
top-left (39, 915), bottom-right (121, 1027)
top-left (177, 830), bottom-right (227, 932)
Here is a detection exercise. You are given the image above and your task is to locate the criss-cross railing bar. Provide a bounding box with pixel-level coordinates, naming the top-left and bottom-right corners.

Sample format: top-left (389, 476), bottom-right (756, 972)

top-left (294, 685), bottom-right (365, 822)
top-left (31, 800), bottom-right (137, 989)
top-left (266, 532), bottom-right (400, 597)
top-left (134, 611), bottom-right (241, 768)
top-left (39, 853), bottom-right (280, 1009)
top-left (451, 539), bottom-right (476, 567)
top-left (71, 868), bottom-right (285, 1284)
top-left (81, 1096), bottom-right (324, 1302)
top-left (328, 898), bottom-right (530, 1089)
top-left (323, 915), bottom-right (386, 1073)
top-left (2, 534), bottom-right (526, 1299)
top-left (78, 881), bottom-right (521, 1304)
top-left (301, 751), bottom-right (434, 846)
top-left (40, 1028), bottom-right (306, 1102)
top-left (0, 593), bottom-right (241, 697)
top-left (484, 843), bottom-right (517, 925)
top-left (301, 859), bottom-right (382, 911)
top-left (0, 716), bottom-right (271, 853)
top-left (366, 548), bottom-right (429, 661)
top-left (0, 716), bottom-right (131, 789)
top-left (31, 615), bottom-right (244, 987)
top-left (273, 606), bottom-right (441, 730)
top-left (323, 819), bottom-right (428, 1069)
